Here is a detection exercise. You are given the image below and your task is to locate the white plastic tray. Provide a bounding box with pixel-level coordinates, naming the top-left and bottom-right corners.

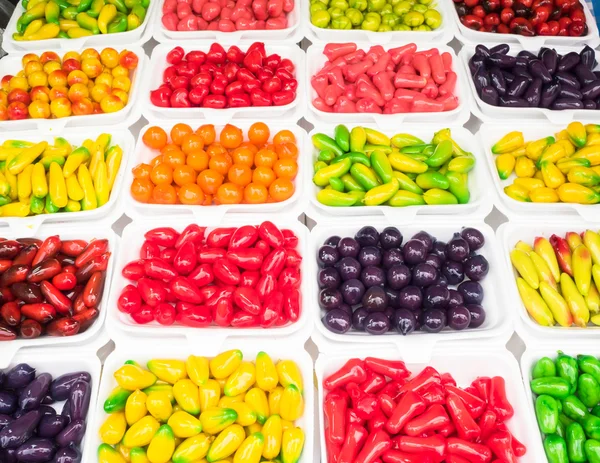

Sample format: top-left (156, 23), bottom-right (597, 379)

top-left (0, 46), bottom-right (148, 133)
top-left (498, 220), bottom-right (600, 339)
top-left (304, 41), bottom-right (471, 128)
top-left (0, 220), bottom-right (118, 368)
top-left (152, 0), bottom-right (303, 43)
top-left (462, 44), bottom-right (600, 124)
top-left (123, 120), bottom-right (307, 223)
top-left (479, 122), bottom-right (600, 221)
top-left (450, 0), bottom-right (600, 48)
top-left (2, 0), bottom-right (157, 53)
top-left (0, 128), bottom-right (133, 235)
top-left (303, 0), bottom-right (454, 45)
top-left (315, 342), bottom-right (545, 463)
top-left (2, 342), bottom-right (103, 460)
top-left (309, 216), bottom-right (512, 354)
top-left (86, 338), bottom-right (314, 462)
top-left (142, 42), bottom-right (306, 124)
top-left (306, 123), bottom-right (493, 221)
top-left (105, 215), bottom-right (312, 346)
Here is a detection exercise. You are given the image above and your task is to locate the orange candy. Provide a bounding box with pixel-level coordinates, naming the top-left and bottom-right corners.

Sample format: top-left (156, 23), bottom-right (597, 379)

top-left (131, 123), bottom-right (298, 206)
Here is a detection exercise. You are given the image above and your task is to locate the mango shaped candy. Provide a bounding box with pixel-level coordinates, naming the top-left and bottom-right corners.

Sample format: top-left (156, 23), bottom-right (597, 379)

top-left (281, 427), bottom-right (305, 463)
top-left (147, 359), bottom-right (188, 384)
top-left (98, 443), bottom-right (126, 463)
top-left (174, 379), bottom-right (200, 415)
top-left (280, 385), bottom-right (304, 422)
top-left (224, 362), bottom-right (256, 397)
top-left (201, 407), bottom-right (238, 434)
top-left (146, 391), bottom-right (172, 422)
top-left (130, 447), bottom-right (150, 463)
top-left (275, 360), bottom-right (303, 393)
top-left (187, 355), bottom-right (210, 386)
top-left (126, 389), bottom-right (147, 425)
top-left (256, 352), bottom-right (279, 392)
top-left (262, 415), bottom-right (283, 460)
top-left (245, 388), bottom-right (269, 425)
top-left (207, 424), bottom-right (246, 461)
top-left (168, 411), bottom-right (202, 438)
top-left (104, 387), bottom-right (132, 413)
top-left (100, 411), bottom-right (127, 445)
top-left (210, 350), bottom-right (243, 379)
top-left (199, 379), bottom-right (221, 412)
top-left (123, 415), bottom-right (160, 447)
top-left (147, 424), bottom-right (175, 463)
top-left (173, 433), bottom-right (211, 463)
top-left (114, 363), bottom-right (157, 390)
top-left (233, 432), bottom-right (264, 463)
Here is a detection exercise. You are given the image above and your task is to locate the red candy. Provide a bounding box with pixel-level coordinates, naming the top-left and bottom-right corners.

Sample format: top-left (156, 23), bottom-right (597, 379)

top-left (119, 221), bottom-right (302, 328)
top-left (312, 43), bottom-right (459, 114)
top-left (323, 358), bottom-right (525, 463)
top-left (0, 236), bottom-right (110, 340)
top-left (151, 43), bottom-right (297, 109)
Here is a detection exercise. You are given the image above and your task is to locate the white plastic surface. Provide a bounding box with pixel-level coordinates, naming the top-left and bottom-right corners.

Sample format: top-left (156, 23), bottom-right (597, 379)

top-left (106, 216), bottom-right (312, 347)
top-left (142, 43), bottom-right (306, 124)
top-left (2, 0), bottom-right (157, 53)
top-left (498, 221), bottom-right (600, 340)
top-left (0, 128), bottom-right (133, 236)
top-left (479, 122), bottom-right (600, 222)
top-left (306, 124), bottom-right (493, 221)
top-left (316, 344), bottom-right (545, 463)
top-left (450, 0), bottom-right (600, 48)
top-left (0, 46), bottom-right (148, 133)
top-left (0, 220), bottom-right (118, 367)
top-left (152, 0), bottom-right (304, 43)
top-left (123, 120), bottom-right (308, 223)
top-left (304, 42), bottom-right (471, 128)
top-left (87, 338), bottom-right (314, 463)
top-left (304, 0), bottom-right (454, 45)
top-left (462, 44), bottom-right (600, 125)
top-left (2, 343), bottom-right (102, 460)
top-left (309, 216), bottom-right (512, 358)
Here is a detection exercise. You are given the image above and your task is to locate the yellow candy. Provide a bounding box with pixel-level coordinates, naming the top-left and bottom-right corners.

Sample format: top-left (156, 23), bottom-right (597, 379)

top-left (147, 359), bottom-right (188, 384)
top-left (146, 391), bottom-right (173, 422)
top-left (147, 424), bottom-right (175, 463)
top-left (130, 447), bottom-right (150, 463)
top-left (228, 402), bottom-right (257, 427)
top-left (116, 443), bottom-right (130, 462)
top-left (224, 362), bottom-right (256, 397)
top-left (529, 187), bottom-right (559, 203)
top-left (187, 355), bottom-right (210, 386)
top-left (123, 415), bottom-right (160, 448)
top-left (219, 396), bottom-right (244, 407)
top-left (245, 388), bottom-right (269, 425)
top-left (207, 424), bottom-right (245, 462)
top-left (200, 407), bottom-right (238, 435)
top-left (210, 350), bottom-right (243, 379)
top-left (125, 390), bottom-right (147, 426)
top-left (269, 387), bottom-right (284, 416)
top-left (100, 411), bottom-right (126, 445)
top-left (142, 384), bottom-right (174, 403)
top-left (514, 156), bottom-right (536, 178)
top-left (255, 352), bottom-right (278, 392)
top-left (168, 411), bottom-right (203, 438)
top-left (233, 432), bottom-right (264, 463)
top-left (281, 427), bottom-right (305, 463)
top-left (199, 379), bottom-right (221, 413)
top-left (174, 379), bottom-right (200, 415)
top-left (279, 385), bottom-right (304, 422)
top-left (173, 433), bottom-right (211, 463)
top-left (114, 364), bottom-right (157, 391)
top-left (262, 415), bottom-right (282, 460)
top-left (98, 443), bottom-right (126, 463)
top-left (246, 422), bottom-right (262, 437)
top-left (275, 360), bottom-right (303, 393)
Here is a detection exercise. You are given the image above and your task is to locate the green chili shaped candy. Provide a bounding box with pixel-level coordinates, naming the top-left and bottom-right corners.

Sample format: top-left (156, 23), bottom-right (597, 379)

top-left (566, 422), bottom-right (587, 463)
top-left (579, 355), bottom-right (600, 384)
top-left (531, 377), bottom-right (571, 400)
top-left (426, 140), bottom-right (453, 167)
top-left (585, 439), bottom-right (600, 463)
top-left (364, 144), bottom-right (392, 154)
top-left (350, 164), bottom-right (380, 191)
top-left (363, 178), bottom-right (399, 206)
top-left (364, 128), bottom-right (390, 146)
top-left (348, 190), bottom-right (365, 205)
top-left (536, 395), bottom-right (559, 434)
top-left (371, 150), bottom-right (393, 184)
top-left (331, 152), bottom-right (370, 167)
top-left (317, 189), bottom-right (357, 207)
top-left (393, 171), bottom-right (423, 195)
top-left (557, 352), bottom-right (579, 394)
top-left (318, 149), bottom-right (336, 162)
top-left (578, 373), bottom-right (600, 408)
top-left (391, 133), bottom-right (424, 148)
top-left (387, 190), bottom-right (425, 207)
top-left (313, 133), bottom-right (344, 157)
top-left (350, 127), bottom-right (367, 152)
top-left (544, 434), bottom-right (569, 463)
top-left (401, 144), bottom-right (431, 154)
top-left (416, 172), bottom-right (450, 190)
top-left (314, 161), bottom-right (328, 172)
top-left (334, 125), bottom-right (350, 152)
top-left (423, 189), bottom-right (458, 205)
top-left (562, 395), bottom-right (589, 422)
top-left (448, 156), bottom-right (476, 174)
top-left (313, 157), bottom-right (352, 187)
top-left (340, 174), bottom-right (364, 192)
top-left (447, 172), bottom-right (470, 204)
top-left (329, 177), bottom-right (345, 192)
top-left (533, 356), bottom-right (558, 379)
